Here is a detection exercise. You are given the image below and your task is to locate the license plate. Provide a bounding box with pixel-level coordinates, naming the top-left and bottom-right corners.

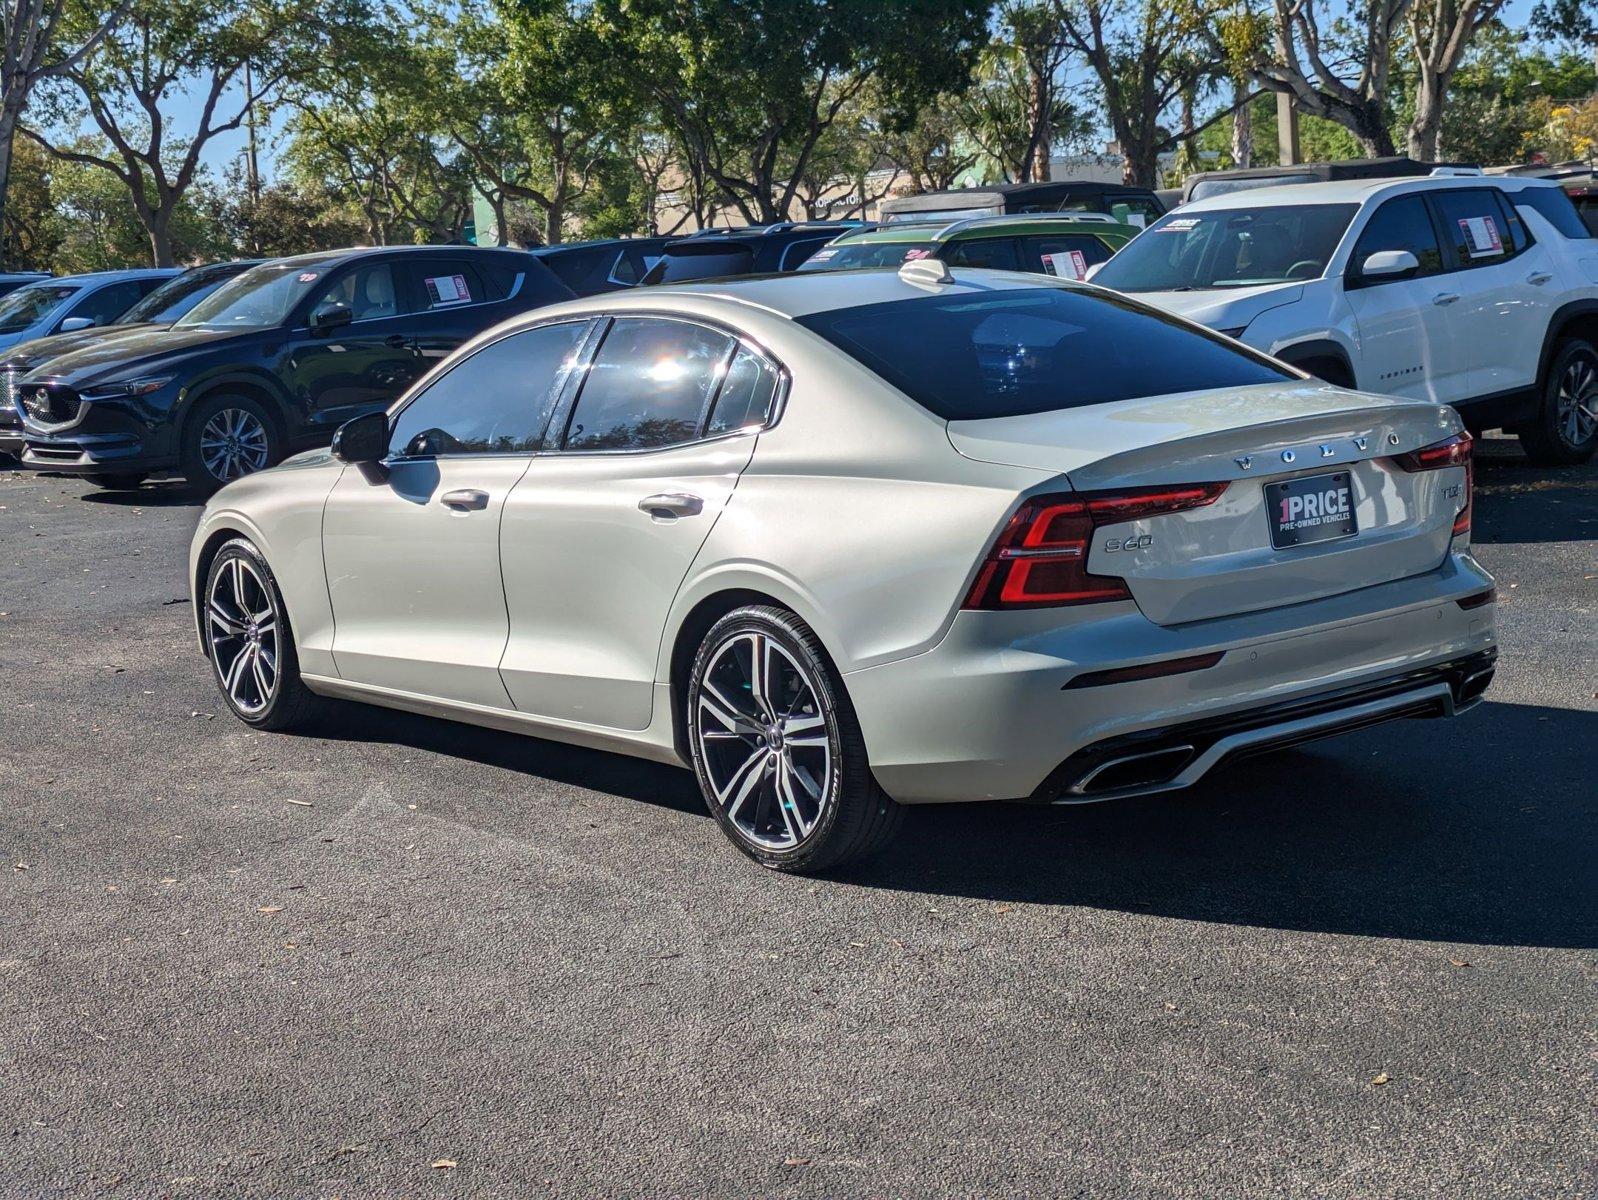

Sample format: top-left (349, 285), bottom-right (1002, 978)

top-left (1265, 471), bottom-right (1357, 549)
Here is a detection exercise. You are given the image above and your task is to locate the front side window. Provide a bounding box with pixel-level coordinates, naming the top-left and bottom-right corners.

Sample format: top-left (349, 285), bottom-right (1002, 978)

top-left (564, 317), bottom-right (735, 451)
top-left (1093, 203), bottom-right (1358, 292)
top-left (1350, 195), bottom-right (1444, 282)
top-left (945, 238), bottom-right (1021, 271)
top-left (65, 281), bottom-right (145, 327)
top-left (389, 321), bottom-right (588, 458)
top-left (797, 287), bottom-right (1294, 422)
top-left (1022, 234), bottom-right (1115, 279)
top-left (0, 284), bottom-right (78, 333)
top-left (1431, 189), bottom-right (1514, 267)
top-left (312, 263), bottom-right (405, 322)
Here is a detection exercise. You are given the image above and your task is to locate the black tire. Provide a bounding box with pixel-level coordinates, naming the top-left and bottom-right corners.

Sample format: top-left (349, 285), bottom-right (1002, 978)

top-left (1519, 338), bottom-right (1598, 466)
top-left (686, 605), bottom-right (902, 873)
top-left (202, 537), bottom-right (327, 732)
top-left (86, 472), bottom-right (147, 490)
top-left (180, 394), bottom-right (281, 495)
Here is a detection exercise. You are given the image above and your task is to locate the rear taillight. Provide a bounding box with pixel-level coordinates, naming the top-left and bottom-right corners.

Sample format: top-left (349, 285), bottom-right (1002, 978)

top-left (1393, 431), bottom-right (1472, 536)
top-left (964, 483), bottom-right (1228, 610)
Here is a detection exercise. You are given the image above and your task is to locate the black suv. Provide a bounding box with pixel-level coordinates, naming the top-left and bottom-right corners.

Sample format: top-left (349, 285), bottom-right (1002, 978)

top-left (14, 246), bottom-right (573, 491)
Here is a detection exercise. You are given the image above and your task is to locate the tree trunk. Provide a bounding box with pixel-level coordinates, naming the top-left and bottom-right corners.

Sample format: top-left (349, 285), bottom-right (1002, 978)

top-left (1231, 83), bottom-right (1253, 168)
top-left (0, 106), bottom-right (16, 271)
top-left (1027, 66), bottom-right (1052, 182)
top-left (148, 209), bottom-right (175, 267)
top-left (1407, 86), bottom-right (1444, 160)
top-left (544, 197), bottom-right (564, 246)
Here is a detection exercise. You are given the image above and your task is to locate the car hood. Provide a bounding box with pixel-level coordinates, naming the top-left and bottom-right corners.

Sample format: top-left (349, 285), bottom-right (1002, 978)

top-left (1, 322), bottom-right (169, 371)
top-left (27, 324), bottom-right (257, 384)
top-left (1127, 282), bottom-right (1304, 332)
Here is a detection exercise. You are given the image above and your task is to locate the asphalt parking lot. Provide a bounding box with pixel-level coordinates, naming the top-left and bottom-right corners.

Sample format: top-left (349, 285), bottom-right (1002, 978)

top-left (1, 437), bottom-right (1594, 1199)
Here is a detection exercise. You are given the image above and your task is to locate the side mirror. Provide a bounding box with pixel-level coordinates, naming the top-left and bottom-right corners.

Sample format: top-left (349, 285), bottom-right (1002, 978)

top-left (331, 410), bottom-right (389, 464)
top-left (1360, 249), bottom-right (1420, 280)
top-left (58, 316), bottom-right (96, 332)
top-left (310, 305), bottom-right (354, 336)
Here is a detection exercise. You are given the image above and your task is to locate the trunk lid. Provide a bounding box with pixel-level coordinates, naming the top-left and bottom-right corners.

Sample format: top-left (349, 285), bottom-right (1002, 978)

top-left (948, 382), bottom-right (1467, 625)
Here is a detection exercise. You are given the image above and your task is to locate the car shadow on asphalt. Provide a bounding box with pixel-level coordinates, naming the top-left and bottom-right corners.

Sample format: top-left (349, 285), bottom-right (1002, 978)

top-left (1472, 445), bottom-right (1597, 545)
top-left (842, 698), bottom-right (1598, 950)
top-left (75, 481), bottom-right (200, 508)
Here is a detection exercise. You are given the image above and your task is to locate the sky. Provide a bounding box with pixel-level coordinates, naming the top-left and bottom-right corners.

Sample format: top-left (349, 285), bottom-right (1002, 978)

top-left (166, 0), bottom-right (1555, 182)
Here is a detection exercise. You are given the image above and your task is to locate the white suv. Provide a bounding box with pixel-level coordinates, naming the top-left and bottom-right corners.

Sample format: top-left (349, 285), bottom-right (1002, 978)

top-left (1093, 173), bottom-right (1598, 464)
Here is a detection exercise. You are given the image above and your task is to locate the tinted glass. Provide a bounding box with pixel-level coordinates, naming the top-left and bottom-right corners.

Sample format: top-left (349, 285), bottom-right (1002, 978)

top-left (565, 317), bottom-right (733, 450)
top-left (1094, 204), bottom-right (1357, 291)
top-left (1494, 190), bottom-right (1531, 252)
top-left (799, 239), bottom-right (937, 270)
top-left (0, 284), bottom-right (78, 332)
top-left (706, 346), bottom-right (779, 435)
top-left (1431, 189), bottom-right (1512, 266)
top-left (412, 260), bottom-right (487, 309)
top-left (779, 238), bottom-right (832, 270)
top-left (67, 281), bottom-right (144, 326)
top-left (390, 321), bottom-right (587, 457)
top-left (945, 238), bottom-right (1021, 270)
top-left (179, 258), bottom-right (341, 329)
top-left (313, 262), bottom-right (404, 321)
top-left (1351, 196), bottom-right (1443, 279)
top-left (121, 265), bottom-right (241, 324)
top-left (1022, 235), bottom-right (1114, 279)
top-left (1189, 173), bottom-right (1316, 202)
top-left (1575, 195), bottom-right (1598, 237)
top-left (796, 287), bottom-right (1293, 421)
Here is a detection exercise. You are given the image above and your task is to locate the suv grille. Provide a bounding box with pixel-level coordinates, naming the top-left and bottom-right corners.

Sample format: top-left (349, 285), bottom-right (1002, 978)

top-left (19, 383), bottom-right (80, 426)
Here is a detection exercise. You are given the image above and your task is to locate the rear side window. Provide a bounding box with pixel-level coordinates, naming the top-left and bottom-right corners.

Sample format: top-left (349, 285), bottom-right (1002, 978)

top-left (564, 317), bottom-right (734, 450)
top-left (945, 238), bottom-right (1020, 271)
top-left (390, 321), bottom-right (588, 457)
top-left (706, 346), bottom-right (780, 435)
top-left (1513, 187), bottom-right (1592, 239)
top-left (796, 287), bottom-right (1293, 422)
top-left (1431, 189), bottom-right (1514, 267)
top-left (1351, 195), bottom-right (1444, 280)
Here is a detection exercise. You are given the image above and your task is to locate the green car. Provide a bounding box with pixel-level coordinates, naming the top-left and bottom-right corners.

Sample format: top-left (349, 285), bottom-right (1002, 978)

top-left (796, 213), bottom-right (1140, 280)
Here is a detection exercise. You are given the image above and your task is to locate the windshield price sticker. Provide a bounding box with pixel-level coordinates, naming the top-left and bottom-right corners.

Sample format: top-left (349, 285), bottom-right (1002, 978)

top-left (1459, 216), bottom-right (1503, 257)
top-left (1042, 249), bottom-right (1090, 280)
top-left (424, 274), bottom-right (472, 306)
top-left (1157, 217), bottom-right (1201, 233)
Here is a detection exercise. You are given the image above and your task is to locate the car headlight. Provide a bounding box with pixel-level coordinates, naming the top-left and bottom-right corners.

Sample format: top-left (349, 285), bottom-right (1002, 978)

top-left (78, 375), bottom-right (174, 401)
top-left (1216, 326), bottom-right (1248, 339)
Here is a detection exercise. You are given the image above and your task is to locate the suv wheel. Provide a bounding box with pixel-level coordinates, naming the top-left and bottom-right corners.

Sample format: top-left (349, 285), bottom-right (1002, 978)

top-left (686, 605), bottom-right (902, 872)
top-left (203, 537), bottom-right (326, 730)
top-left (1519, 338), bottom-right (1598, 465)
top-left (182, 394), bottom-right (279, 493)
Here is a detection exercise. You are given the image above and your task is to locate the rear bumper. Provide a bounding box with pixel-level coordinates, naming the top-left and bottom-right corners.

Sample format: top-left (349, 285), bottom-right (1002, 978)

top-left (845, 550), bottom-right (1497, 804)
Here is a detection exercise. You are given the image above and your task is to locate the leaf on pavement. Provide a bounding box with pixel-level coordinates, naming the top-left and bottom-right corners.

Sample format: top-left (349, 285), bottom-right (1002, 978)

top-left (257, 906), bottom-right (283, 915)
top-left (1370, 1072), bottom-right (1390, 1086)
top-left (431, 1159), bottom-right (457, 1169)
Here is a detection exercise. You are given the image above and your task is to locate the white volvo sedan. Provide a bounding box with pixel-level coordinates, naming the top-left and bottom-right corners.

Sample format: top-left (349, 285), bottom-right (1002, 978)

top-left (189, 261), bottom-right (1498, 871)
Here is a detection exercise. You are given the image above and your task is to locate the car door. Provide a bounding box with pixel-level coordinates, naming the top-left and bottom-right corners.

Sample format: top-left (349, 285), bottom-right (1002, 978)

top-left (1343, 194), bottom-right (1465, 402)
top-left (1426, 187), bottom-right (1550, 398)
top-left (498, 316), bottom-right (782, 730)
top-left (395, 256), bottom-right (512, 369)
top-left (323, 319), bottom-right (592, 708)
top-left (284, 259), bottom-right (426, 435)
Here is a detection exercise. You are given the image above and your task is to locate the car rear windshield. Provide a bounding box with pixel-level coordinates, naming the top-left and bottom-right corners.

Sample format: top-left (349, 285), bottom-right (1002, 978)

top-left (1093, 203), bottom-right (1358, 292)
top-left (0, 284), bottom-right (78, 332)
top-left (795, 287), bottom-right (1294, 421)
top-left (798, 240), bottom-right (938, 270)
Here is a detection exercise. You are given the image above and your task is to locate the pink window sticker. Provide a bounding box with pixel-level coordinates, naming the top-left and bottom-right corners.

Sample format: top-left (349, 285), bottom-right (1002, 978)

top-left (1458, 215), bottom-right (1503, 257)
top-left (297, 272), bottom-right (319, 283)
top-left (424, 274), bottom-right (472, 306)
top-left (902, 248), bottom-right (933, 261)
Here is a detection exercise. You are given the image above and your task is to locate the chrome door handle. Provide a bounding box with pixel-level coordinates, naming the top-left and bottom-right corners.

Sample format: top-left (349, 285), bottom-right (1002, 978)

top-left (1432, 293), bottom-right (1460, 306)
top-left (638, 492), bottom-right (703, 519)
top-left (1526, 271), bottom-right (1553, 286)
top-left (441, 488), bottom-right (489, 511)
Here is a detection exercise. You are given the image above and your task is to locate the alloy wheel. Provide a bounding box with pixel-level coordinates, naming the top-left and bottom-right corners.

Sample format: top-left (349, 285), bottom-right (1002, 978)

top-left (199, 407), bottom-right (270, 482)
top-left (695, 630), bottom-right (833, 851)
top-left (1556, 354), bottom-right (1598, 450)
top-left (206, 555), bottom-right (279, 715)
